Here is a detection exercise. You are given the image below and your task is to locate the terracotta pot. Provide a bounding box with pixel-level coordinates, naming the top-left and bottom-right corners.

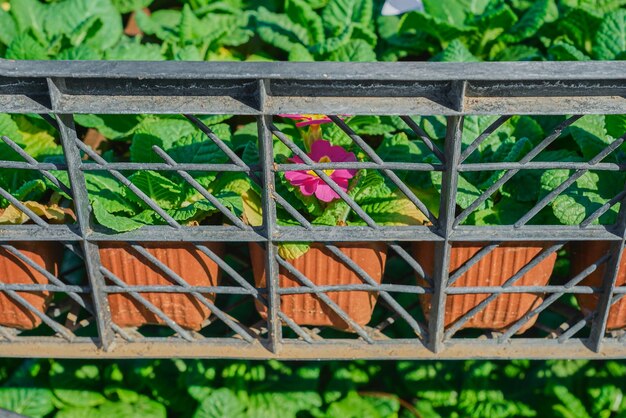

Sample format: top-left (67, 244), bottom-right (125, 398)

top-left (413, 242), bottom-right (556, 332)
top-left (0, 242), bottom-right (62, 330)
top-left (100, 243), bottom-right (223, 330)
top-left (570, 241), bottom-right (626, 330)
top-left (250, 243), bottom-right (387, 329)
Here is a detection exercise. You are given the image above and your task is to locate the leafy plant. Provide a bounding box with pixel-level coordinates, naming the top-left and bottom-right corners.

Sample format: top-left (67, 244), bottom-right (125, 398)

top-left (0, 113), bottom-right (74, 225)
top-left (78, 115), bottom-right (247, 232)
top-left (240, 114), bottom-right (429, 258)
top-left (0, 358), bottom-right (624, 417)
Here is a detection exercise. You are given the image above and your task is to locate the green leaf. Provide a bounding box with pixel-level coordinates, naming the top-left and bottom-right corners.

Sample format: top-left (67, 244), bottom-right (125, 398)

top-left (432, 39), bottom-right (479, 62)
top-left (288, 43), bottom-right (316, 61)
top-left (494, 45), bottom-right (542, 61)
top-left (50, 362), bottom-right (107, 408)
top-left (112, 0), bottom-right (154, 13)
top-left (400, 11), bottom-right (475, 42)
top-left (92, 199), bottom-right (147, 232)
top-left (568, 115), bottom-right (611, 160)
top-left (182, 361), bottom-right (216, 402)
top-left (558, 7), bottom-right (603, 54)
top-left (44, 0), bottom-right (124, 51)
top-left (548, 41), bottom-right (591, 61)
top-left (75, 114), bottom-right (144, 140)
top-left (129, 171), bottom-right (182, 209)
top-left (310, 24), bottom-right (353, 55)
top-left (286, 0), bottom-right (325, 45)
top-left (501, 0), bottom-right (551, 43)
top-left (325, 392), bottom-right (382, 418)
top-left (606, 115), bottom-right (626, 139)
top-left (322, 0), bottom-right (372, 36)
top-left (57, 45), bottom-right (102, 60)
top-left (594, 9), bottom-right (626, 60)
top-left (469, 4), bottom-right (518, 51)
top-left (5, 33), bottom-right (48, 60)
top-left (422, 0), bottom-right (485, 26)
top-left (105, 38), bottom-right (164, 60)
top-left (129, 116), bottom-right (201, 162)
top-left (0, 388), bottom-right (55, 418)
top-left (193, 388), bottom-right (245, 418)
top-left (9, 0), bottom-right (47, 44)
top-left (278, 243), bottom-right (311, 259)
top-left (550, 384), bottom-right (593, 418)
top-left (256, 7), bottom-right (310, 51)
top-left (0, 9), bottom-right (17, 46)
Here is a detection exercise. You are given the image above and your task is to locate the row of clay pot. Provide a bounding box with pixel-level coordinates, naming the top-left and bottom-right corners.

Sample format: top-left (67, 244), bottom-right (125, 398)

top-left (1, 241), bottom-right (624, 332)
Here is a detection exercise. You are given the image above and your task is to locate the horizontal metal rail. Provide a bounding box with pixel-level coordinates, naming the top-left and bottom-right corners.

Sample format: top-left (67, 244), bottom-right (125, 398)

top-left (0, 60), bottom-right (624, 359)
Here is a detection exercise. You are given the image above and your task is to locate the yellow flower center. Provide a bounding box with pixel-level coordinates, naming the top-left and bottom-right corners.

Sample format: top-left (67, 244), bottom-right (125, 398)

top-left (308, 156), bottom-right (334, 177)
top-left (302, 114), bottom-right (328, 120)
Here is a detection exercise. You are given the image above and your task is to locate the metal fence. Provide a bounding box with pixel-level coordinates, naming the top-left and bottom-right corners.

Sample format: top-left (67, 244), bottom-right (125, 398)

top-left (0, 60), bottom-right (625, 359)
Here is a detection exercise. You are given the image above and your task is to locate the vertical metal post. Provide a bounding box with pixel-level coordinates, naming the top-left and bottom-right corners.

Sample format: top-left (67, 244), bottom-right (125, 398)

top-left (429, 113), bottom-right (464, 353)
top-left (588, 189), bottom-right (626, 352)
top-left (51, 89), bottom-right (115, 350)
top-left (257, 79), bottom-right (282, 353)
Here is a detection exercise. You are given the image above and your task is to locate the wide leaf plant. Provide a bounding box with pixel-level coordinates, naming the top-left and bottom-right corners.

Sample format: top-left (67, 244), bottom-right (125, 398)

top-left (239, 115), bottom-right (430, 258)
top-left (78, 115), bottom-right (246, 233)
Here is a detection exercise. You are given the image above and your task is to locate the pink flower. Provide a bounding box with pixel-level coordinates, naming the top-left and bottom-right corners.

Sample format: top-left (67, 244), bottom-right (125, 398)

top-left (278, 114), bottom-right (334, 127)
top-left (285, 140), bottom-right (357, 202)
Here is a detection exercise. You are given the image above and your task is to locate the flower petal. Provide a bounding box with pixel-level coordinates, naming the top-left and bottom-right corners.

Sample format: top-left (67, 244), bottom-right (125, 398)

top-left (300, 178), bottom-right (319, 196)
top-left (310, 140), bottom-right (333, 161)
top-left (314, 184), bottom-right (339, 202)
top-left (285, 170), bottom-right (312, 184)
top-left (331, 169), bottom-right (356, 180)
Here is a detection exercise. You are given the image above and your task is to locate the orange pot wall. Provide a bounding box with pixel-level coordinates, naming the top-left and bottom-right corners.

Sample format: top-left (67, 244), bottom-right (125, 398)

top-left (571, 241), bottom-right (626, 330)
top-left (250, 243), bottom-right (387, 329)
top-left (100, 243), bottom-right (223, 331)
top-left (0, 242), bottom-right (62, 330)
top-left (413, 242), bottom-right (556, 333)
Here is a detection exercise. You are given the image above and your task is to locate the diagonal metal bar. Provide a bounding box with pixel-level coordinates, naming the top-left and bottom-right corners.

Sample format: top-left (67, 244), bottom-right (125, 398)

top-left (184, 114), bottom-right (249, 169)
top-left (275, 254), bottom-right (375, 343)
top-left (99, 266), bottom-right (195, 341)
top-left (191, 245), bottom-right (313, 342)
top-left (454, 115), bottom-right (583, 227)
top-left (329, 115), bottom-right (438, 226)
top-left (41, 113), bottom-right (60, 131)
top-left (588, 175), bottom-right (626, 351)
top-left (444, 242), bottom-right (564, 339)
top-left (270, 123), bottom-right (379, 229)
top-left (558, 293), bottom-right (626, 343)
top-left (55, 113), bottom-right (116, 350)
top-left (2, 245), bottom-right (93, 312)
top-left (515, 133), bottom-right (626, 228)
top-left (399, 116), bottom-right (445, 162)
top-left (274, 190), bottom-right (313, 229)
top-left (388, 243), bottom-right (433, 287)
top-left (152, 146), bottom-right (250, 230)
top-left (1, 289), bottom-right (75, 341)
top-left (581, 191), bottom-right (626, 228)
top-left (498, 252), bottom-right (611, 342)
top-left (447, 242), bottom-right (502, 287)
top-left (75, 140), bottom-right (182, 229)
top-left (0, 186), bottom-right (48, 227)
top-left (129, 243), bottom-right (256, 343)
top-left (459, 116), bottom-right (512, 163)
top-left (324, 243), bottom-right (427, 338)
top-left (1, 135), bottom-right (73, 197)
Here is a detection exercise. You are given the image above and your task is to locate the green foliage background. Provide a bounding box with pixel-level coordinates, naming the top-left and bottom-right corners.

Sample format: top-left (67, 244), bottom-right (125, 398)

top-left (0, 358), bottom-right (626, 417)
